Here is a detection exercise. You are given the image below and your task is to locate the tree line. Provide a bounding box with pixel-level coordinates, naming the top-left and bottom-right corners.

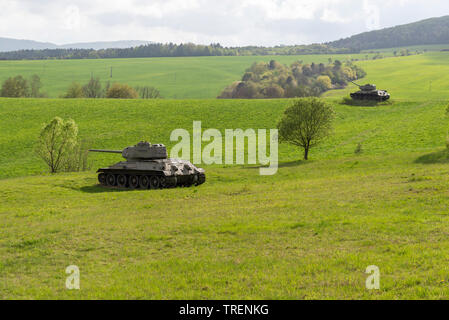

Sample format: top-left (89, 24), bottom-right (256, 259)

top-left (0, 43), bottom-right (355, 60)
top-left (0, 75), bottom-right (47, 98)
top-left (218, 59), bottom-right (366, 99)
top-left (0, 75), bottom-right (161, 99)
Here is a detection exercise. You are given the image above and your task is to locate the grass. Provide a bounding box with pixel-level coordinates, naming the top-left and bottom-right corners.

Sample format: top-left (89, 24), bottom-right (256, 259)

top-left (1, 151), bottom-right (449, 299)
top-left (0, 53), bottom-right (388, 99)
top-left (1, 49), bottom-right (449, 299)
top-left (325, 52), bottom-right (449, 101)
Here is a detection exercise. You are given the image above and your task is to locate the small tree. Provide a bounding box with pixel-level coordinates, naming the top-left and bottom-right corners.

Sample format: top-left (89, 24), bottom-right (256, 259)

top-left (30, 74), bottom-right (42, 98)
top-left (1, 75), bottom-right (29, 97)
top-left (277, 98), bottom-right (334, 160)
top-left (135, 86), bottom-right (162, 99)
top-left (83, 77), bottom-right (103, 98)
top-left (35, 117), bottom-right (78, 173)
top-left (63, 82), bottom-right (85, 98)
top-left (106, 83), bottom-right (138, 99)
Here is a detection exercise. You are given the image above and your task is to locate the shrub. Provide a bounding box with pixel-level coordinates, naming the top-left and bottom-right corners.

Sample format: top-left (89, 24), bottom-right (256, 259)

top-left (82, 77), bottom-right (103, 98)
top-left (106, 83), bottom-right (138, 99)
top-left (135, 86), bottom-right (162, 99)
top-left (63, 82), bottom-right (85, 98)
top-left (1, 75), bottom-right (29, 97)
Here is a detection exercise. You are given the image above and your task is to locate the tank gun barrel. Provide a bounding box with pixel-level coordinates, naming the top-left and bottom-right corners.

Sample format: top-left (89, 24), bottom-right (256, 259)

top-left (89, 149), bottom-right (122, 154)
top-left (350, 81), bottom-right (361, 87)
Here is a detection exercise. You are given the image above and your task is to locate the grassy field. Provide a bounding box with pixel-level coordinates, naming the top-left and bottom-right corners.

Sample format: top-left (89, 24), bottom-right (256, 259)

top-left (0, 53), bottom-right (386, 99)
top-left (325, 52), bottom-right (449, 101)
top-left (1, 49), bottom-right (449, 299)
top-left (1, 96), bottom-right (449, 299)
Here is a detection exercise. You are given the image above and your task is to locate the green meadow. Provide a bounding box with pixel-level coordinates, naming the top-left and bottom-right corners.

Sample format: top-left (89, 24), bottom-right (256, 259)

top-left (0, 53), bottom-right (383, 99)
top-left (1, 51), bottom-right (449, 299)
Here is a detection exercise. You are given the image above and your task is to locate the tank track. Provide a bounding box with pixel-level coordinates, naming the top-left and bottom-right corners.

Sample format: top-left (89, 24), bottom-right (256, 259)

top-left (350, 92), bottom-right (390, 102)
top-left (97, 170), bottom-right (206, 189)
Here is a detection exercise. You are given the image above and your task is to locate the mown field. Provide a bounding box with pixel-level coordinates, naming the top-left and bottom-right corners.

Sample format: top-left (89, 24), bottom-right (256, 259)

top-left (0, 53), bottom-right (385, 99)
top-left (1, 50), bottom-right (449, 299)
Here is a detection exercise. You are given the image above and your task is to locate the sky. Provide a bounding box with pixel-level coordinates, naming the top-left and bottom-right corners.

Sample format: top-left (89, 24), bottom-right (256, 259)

top-left (0, 0), bottom-right (448, 46)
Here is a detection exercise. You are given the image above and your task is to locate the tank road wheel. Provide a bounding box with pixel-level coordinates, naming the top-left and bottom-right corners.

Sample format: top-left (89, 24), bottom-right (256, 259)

top-left (116, 174), bottom-right (127, 188)
top-left (159, 176), bottom-right (167, 188)
top-left (129, 175), bottom-right (139, 189)
top-left (169, 176), bottom-right (177, 188)
top-left (149, 176), bottom-right (160, 189)
top-left (139, 175), bottom-right (150, 189)
top-left (98, 173), bottom-right (107, 185)
top-left (106, 173), bottom-right (116, 187)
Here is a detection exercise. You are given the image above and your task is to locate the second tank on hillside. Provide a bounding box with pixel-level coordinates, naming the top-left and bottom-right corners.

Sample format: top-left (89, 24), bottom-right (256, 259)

top-left (350, 81), bottom-right (390, 101)
top-left (89, 141), bottom-right (205, 189)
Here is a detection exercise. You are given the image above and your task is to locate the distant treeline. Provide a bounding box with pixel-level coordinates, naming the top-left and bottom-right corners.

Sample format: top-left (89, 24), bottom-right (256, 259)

top-left (0, 43), bottom-right (355, 60)
top-left (218, 59), bottom-right (365, 99)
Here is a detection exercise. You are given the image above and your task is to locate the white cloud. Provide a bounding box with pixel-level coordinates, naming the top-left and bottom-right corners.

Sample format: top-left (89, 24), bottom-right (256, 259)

top-left (0, 0), bottom-right (447, 46)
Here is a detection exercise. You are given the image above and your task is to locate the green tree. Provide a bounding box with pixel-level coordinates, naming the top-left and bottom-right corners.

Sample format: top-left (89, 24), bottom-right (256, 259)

top-left (35, 117), bottom-right (79, 173)
top-left (106, 83), bottom-right (138, 99)
top-left (83, 77), bottom-right (103, 98)
top-left (135, 86), bottom-right (162, 99)
top-left (30, 74), bottom-right (42, 97)
top-left (0, 75), bottom-right (29, 97)
top-left (316, 75), bottom-right (332, 90)
top-left (63, 82), bottom-right (85, 98)
top-left (277, 98), bottom-right (334, 160)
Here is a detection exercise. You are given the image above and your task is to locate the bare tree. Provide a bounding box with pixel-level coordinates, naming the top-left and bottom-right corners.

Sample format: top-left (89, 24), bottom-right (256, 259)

top-left (277, 98), bottom-right (334, 160)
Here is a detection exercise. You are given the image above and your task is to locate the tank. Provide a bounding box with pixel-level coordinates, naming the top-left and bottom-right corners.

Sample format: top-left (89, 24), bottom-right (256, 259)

top-left (350, 81), bottom-right (390, 101)
top-left (89, 141), bottom-right (205, 189)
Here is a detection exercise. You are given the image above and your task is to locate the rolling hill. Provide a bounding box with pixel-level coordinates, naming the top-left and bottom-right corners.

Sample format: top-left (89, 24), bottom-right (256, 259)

top-left (329, 15), bottom-right (449, 51)
top-left (0, 38), bottom-right (152, 52)
top-left (1, 46), bottom-right (449, 299)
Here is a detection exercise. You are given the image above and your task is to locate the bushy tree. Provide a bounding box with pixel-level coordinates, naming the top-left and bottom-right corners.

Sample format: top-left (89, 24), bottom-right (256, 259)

top-left (316, 76), bottom-right (332, 91)
top-left (277, 98), bottom-right (334, 160)
top-left (63, 82), bottom-right (85, 98)
top-left (1, 75), bottom-right (29, 97)
top-left (35, 117), bottom-right (79, 173)
top-left (106, 83), bottom-right (138, 99)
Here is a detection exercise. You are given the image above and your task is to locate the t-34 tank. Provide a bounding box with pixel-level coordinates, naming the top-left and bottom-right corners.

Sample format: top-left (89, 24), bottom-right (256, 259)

top-left (350, 81), bottom-right (390, 101)
top-left (89, 141), bottom-right (205, 189)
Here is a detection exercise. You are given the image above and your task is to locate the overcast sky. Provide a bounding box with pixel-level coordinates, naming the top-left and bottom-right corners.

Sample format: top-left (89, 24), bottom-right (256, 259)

top-left (0, 0), bottom-right (448, 46)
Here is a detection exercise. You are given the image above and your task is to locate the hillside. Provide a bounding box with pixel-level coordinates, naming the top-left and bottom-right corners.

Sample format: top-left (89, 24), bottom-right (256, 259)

top-left (1, 97), bottom-right (448, 299)
top-left (0, 38), bottom-right (151, 52)
top-left (2, 49), bottom-right (449, 298)
top-left (329, 16), bottom-right (449, 51)
top-left (0, 53), bottom-right (381, 99)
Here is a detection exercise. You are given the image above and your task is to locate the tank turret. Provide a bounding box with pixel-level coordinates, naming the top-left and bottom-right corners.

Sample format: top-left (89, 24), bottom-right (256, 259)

top-left (89, 141), bottom-right (205, 189)
top-left (350, 81), bottom-right (390, 101)
top-left (90, 141), bottom-right (167, 160)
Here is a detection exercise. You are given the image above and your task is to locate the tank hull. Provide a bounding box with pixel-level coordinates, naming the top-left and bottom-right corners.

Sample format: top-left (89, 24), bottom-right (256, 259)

top-left (350, 90), bottom-right (390, 101)
top-left (95, 158), bottom-right (205, 189)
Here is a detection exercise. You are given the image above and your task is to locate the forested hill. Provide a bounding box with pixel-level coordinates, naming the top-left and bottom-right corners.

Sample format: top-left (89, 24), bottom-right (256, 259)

top-left (328, 15), bottom-right (449, 51)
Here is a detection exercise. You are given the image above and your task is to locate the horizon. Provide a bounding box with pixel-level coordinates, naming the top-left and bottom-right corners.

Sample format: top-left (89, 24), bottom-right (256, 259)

top-left (0, 0), bottom-right (448, 47)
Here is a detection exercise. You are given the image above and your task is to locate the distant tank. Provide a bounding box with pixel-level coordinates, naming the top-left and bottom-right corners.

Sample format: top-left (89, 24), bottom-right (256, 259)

top-left (350, 81), bottom-right (390, 101)
top-left (89, 141), bottom-right (205, 189)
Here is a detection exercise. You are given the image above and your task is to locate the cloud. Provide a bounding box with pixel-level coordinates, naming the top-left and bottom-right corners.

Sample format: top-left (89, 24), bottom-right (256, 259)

top-left (0, 0), bottom-right (447, 46)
